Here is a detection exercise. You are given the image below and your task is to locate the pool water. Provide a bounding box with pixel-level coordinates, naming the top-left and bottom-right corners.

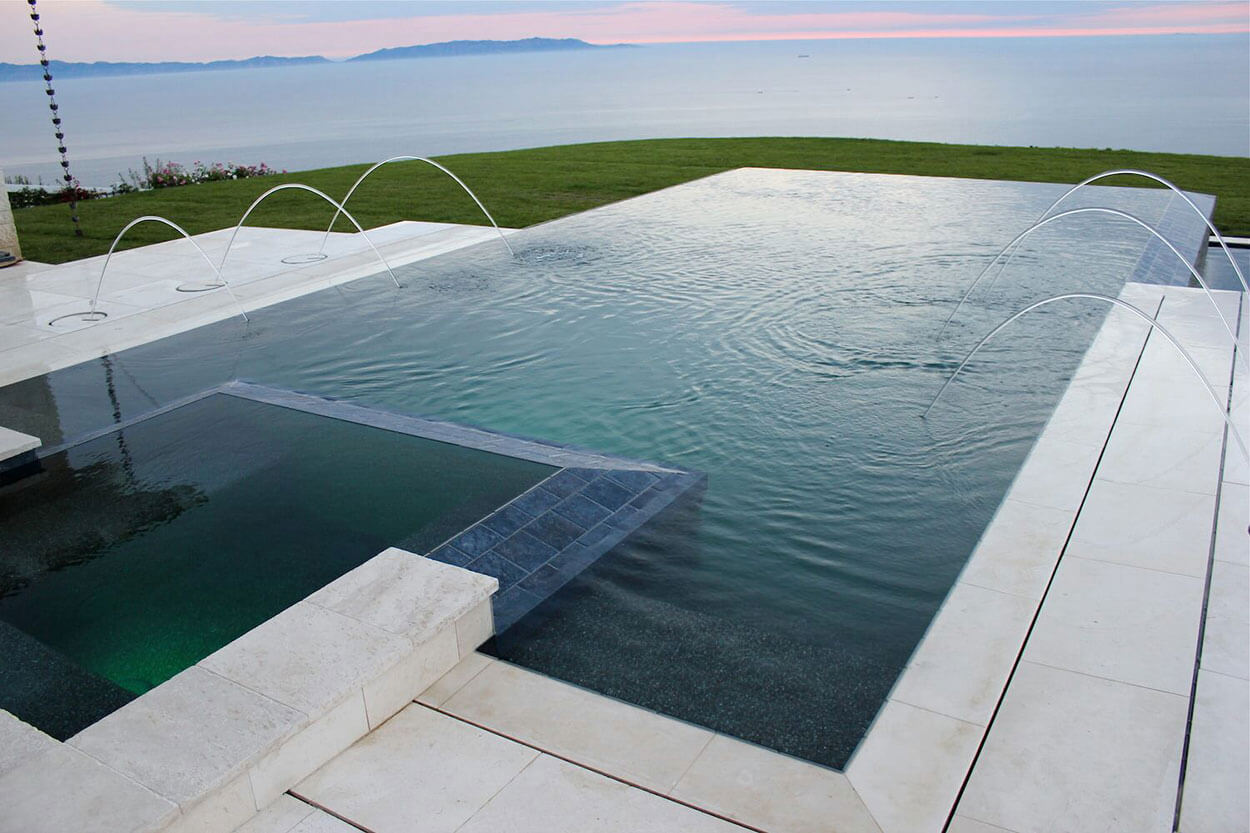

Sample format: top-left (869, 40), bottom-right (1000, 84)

top-left (0, 393), bottom-right (551, 738)
top-left (0, 169), bottom-right (1209, 764)
top-left (1202, 244), bottom-right (1249, 291)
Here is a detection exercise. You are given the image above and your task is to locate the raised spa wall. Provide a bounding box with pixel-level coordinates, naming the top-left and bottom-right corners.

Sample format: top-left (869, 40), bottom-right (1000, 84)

top-left (0, 549), bottom-right (497, 833)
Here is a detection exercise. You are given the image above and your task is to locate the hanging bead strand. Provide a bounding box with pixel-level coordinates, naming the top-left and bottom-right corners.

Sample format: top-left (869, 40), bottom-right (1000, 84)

top-left (28, 0), bottom-right (84, 237)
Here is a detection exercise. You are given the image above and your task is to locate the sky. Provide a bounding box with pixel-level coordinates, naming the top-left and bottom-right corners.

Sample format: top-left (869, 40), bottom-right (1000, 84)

top-left (1, 0), bottom-right (1246, 63)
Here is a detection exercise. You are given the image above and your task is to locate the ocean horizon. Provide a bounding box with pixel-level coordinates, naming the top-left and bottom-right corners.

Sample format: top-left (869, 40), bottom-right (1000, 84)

top-left (2, 34), bottom-right (1247, 188)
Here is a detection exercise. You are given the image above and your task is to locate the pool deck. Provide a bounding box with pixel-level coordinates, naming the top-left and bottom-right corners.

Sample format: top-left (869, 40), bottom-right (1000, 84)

top-left (0, 194), bottom-right (1246, 832)
top-left (0, 220), bottom-right (511, 390)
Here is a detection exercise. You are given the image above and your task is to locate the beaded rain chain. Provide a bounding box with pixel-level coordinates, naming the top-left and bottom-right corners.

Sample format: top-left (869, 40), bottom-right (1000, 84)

top-left (28, 0), bottom-right (84, 237)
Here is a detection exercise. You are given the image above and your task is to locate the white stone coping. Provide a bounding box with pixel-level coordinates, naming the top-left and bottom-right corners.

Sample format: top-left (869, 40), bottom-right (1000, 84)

top-left (0, 548), bottom-right (497, 833)
top-left (0, 426), bottom-right (39, 464)
top-left (0, 709), bottom-right (58, 779)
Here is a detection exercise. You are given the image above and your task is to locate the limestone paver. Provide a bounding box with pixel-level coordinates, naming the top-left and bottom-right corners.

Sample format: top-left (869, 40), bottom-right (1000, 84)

top-left (1002, 435), bottom-right (1102, 512)
top-left (845, 700), bottom-right (981, 833)
top-left (293, 705), bottom-right (538, 833)
top-left (1178, 670), bottom-right (1250, 833)
top-left (1096, 418), bottom-right (1224, 494)
top-left (1063, 479), bottom-right (1216, 576)
top-left (232, 794), bottom-right (358, 833)
top-left (458, 754), bottom-right (747, 833)
top-left (0, 710), bottom-right (59, 779)
top-left (671, 733), bottom-right (880, 833)
top-left (1200, 560), bottom-right (1250, 680)
top-left (0, 222), bottom-right (513, 389)
top-left (0, 743), bottom-right (178, 833)
top-left (199, 601), bottom-right (412, 716)
top-left (889, 582), bottom-right (1034, 725)
top-left (955, 498), bottom-right (1075, 599)
top-left (442, 659), bottom-right (713, 794)
top-left (1214, 483), bottom-right (1248, 566)
top-left (306, 548), bottom-right (496, 641)
top-left (68, 666), bottom-right (299, 810)
top-left (1024, 555), bottom-right (1205, 695)
top-left (946, 817), bottom-right (1018, 833)
top-left (956, 661), bottom-right (1187, 833)
top-left (232, 794), bottom-right (315, 833)
top-left (417, 651), bottom-right (494, 708)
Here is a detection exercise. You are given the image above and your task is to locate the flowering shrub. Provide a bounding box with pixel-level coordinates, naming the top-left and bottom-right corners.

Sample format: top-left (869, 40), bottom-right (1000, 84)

top-left (128, 158), bottom-right (281, 190)
top-left (7, 179), bottom-right (96, 208)
top-left (7, 159), bottom-right (283, 211)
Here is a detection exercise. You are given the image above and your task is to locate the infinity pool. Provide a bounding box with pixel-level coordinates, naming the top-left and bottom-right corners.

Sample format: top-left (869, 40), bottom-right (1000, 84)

top-left (0, 169), bottom-right (1206, 766)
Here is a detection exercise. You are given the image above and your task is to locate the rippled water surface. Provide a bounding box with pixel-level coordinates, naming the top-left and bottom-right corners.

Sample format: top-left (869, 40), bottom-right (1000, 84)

top-left (0, 170), bottom-right (1187, 766)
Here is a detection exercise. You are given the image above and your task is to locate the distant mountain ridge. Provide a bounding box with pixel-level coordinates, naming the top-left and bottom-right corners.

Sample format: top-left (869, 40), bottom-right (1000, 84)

top-left (0, 55), bottom-right (328, 82)
top-left (349, 37), bottom-right (628, 62)
top-left (0, 38), bottom-right (628, 82)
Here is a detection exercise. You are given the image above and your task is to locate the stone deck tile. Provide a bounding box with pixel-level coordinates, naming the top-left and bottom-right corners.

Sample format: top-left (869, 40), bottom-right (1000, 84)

top-left (441, 659), bottom-right (714, 795)
top-left (1178, 669), bottom-right (1250, 833)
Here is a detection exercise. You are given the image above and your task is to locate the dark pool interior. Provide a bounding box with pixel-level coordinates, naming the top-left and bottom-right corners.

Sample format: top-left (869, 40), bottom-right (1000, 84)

top-left (0, 170), bottom-right (1219, 764)
top-left (0, 393), bottom-right (550, 738)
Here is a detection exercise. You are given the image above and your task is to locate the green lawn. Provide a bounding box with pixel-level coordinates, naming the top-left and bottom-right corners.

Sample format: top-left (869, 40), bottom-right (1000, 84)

top-left (13, 137), bottom-right (1250, 264)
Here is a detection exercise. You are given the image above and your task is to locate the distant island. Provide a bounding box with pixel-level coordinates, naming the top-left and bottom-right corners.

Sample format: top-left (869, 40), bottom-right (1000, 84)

top-left (0, 38), bottom-right (630, 82)
top-left (350, 37), bottom-right (629, 62)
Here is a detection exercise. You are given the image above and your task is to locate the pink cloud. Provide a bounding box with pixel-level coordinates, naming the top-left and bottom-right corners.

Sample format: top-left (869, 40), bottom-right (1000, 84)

top-left (1069, 1), bottom-right (1248, 26)
top-left (0, 1), bottom-right (1245, 63)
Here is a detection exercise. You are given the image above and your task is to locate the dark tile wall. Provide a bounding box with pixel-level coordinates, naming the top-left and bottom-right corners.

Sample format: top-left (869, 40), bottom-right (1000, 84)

top-left (428, 466), bottom-right (704, 631)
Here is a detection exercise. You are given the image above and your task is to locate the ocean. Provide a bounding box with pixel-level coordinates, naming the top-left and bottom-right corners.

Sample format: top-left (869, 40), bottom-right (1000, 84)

top-left (1, 34), bottom-right (1247, 187)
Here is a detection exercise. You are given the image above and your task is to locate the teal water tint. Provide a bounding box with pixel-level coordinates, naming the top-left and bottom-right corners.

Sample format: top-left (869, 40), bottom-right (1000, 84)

top-left (0, 170), bottom-right (1202, 762)
top-left (0, 394), bottom-right (550, 722)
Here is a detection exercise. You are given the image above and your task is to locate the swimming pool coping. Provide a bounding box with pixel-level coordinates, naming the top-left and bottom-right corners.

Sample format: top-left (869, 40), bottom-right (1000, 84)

top-left (848, 283), bottom-right (1244, 832)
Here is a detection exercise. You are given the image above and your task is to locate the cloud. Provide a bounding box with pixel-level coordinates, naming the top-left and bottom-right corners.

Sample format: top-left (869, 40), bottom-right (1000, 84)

top-left (1, 0), bottom-right (1245, 63)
